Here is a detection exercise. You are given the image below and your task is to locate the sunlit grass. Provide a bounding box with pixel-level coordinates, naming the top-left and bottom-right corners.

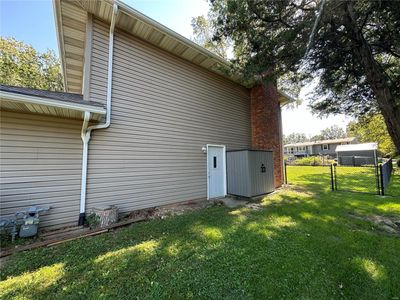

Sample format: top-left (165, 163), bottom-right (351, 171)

top-left (386, 172), bottom-right (400, 196)
top-left (94, 239), bottom-right (159, 264)
top-left (0, 263), bottom-right (65, 299)
top-left (376, 202), bottom-right (400, 214)
top-left (353, 258), bottom-right (387, 281)
top-left (1, 166), bottom-right (399, 299)
top-left (192, 225), bottom-right (224, 241)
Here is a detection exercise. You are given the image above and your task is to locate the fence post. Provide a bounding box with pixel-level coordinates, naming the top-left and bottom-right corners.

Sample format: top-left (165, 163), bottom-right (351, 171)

top-left (375, 165), bottom-right (381, 195)
top-left (379, 164), bottom-right (384, 196)
top-left (284, 160), bottom-right (288, 185)
top-left (330, 164), bottom-right (334, 191)
top-left (333, 163), bottom-right (337, 191)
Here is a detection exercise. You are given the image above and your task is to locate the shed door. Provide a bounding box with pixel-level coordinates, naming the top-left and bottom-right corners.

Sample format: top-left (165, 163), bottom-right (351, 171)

top-left (207, 145), bottom-right (226, 199)
top-left (250, 151), bottom-right (275, 196)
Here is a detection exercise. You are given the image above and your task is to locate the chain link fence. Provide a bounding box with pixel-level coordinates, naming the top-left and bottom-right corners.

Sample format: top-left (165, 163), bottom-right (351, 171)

top-left (334, 165), bottom-right (380, 195)
top-left (284, 159), bottom-right (399, 197)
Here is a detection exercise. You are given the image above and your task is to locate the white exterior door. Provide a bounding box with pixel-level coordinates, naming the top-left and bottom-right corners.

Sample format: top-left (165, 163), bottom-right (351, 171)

top-left (207, 145), bottom-right (226, 199)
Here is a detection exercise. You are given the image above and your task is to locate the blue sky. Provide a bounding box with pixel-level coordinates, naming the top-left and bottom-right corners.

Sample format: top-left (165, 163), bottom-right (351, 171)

top-left (0, 0), bottom-right (208, 54)
top-left (0, 0), bottom-right (350, 135)
top-left (1, 0), bottom-right (58, 53)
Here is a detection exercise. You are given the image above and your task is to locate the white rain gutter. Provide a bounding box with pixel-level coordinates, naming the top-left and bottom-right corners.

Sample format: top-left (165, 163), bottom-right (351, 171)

top-left (0, 91), bottom-right (106, 115)
top-left (78, 3), bottom-right (119, 225)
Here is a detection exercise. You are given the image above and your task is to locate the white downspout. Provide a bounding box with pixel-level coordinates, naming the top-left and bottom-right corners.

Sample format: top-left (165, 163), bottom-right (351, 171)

top-left (78, 3), bottom-right (119, 225)
top-left (79, 111), bottom-right (91, 225)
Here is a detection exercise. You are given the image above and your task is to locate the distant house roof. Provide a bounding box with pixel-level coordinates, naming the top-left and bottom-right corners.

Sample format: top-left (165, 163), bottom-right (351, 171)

top-left (284, 137), bottom-right (356, 148)
top-left (0, 84), bottom-right (106, 120)
top-left (336, 143), bottom-right (378, 152)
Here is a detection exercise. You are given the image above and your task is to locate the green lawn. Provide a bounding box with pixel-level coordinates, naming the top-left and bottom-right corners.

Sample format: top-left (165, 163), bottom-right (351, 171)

top-left (1, 167), bottom-right (400, 299)
top-left (287, 164), bottom-right (400, 195)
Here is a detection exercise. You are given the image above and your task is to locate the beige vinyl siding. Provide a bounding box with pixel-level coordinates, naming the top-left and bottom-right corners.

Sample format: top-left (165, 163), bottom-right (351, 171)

top-left (86, 19), bottom-right (251, 214)
top-left (89, 18), bottom-right (109, 105)
top-left (0, 111), bottom-right (82, 230)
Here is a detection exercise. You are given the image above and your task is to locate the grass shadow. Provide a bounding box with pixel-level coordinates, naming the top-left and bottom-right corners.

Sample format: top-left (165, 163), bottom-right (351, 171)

top-left (1, 167), bottom-right (400, 299)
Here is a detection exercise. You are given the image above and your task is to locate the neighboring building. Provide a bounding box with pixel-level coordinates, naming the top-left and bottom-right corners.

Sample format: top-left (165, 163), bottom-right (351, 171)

top-left (284, 137), bottom-right (356, 157)
top-left (0, 0), bottom-right (292, 230)
top-left (336, 143), bottom-right (378, 166)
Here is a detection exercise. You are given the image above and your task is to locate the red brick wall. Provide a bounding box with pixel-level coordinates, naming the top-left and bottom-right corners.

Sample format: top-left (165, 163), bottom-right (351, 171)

top-left (250, 82), bottom-right (284, 187)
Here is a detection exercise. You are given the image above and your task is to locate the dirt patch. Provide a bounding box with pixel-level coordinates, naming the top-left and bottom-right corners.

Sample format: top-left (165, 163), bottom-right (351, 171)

top-left (150, 199), bottom-right (210, 219)
top-left (126, 199), bottom-right (211, 221)
top-left (349, 212), bottom-right (400, 236)
top-left (245, 203), bottom-right (263, 211)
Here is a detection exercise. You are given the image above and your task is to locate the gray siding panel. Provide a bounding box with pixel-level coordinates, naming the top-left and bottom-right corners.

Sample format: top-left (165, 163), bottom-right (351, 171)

top-left (0, 111), bottom-right (83, 230)
top-left (86, 19), bottom-right (251, 214)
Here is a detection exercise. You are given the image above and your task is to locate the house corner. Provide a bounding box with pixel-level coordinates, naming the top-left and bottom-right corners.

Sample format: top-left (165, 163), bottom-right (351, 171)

top-left (250, 82), bottom-right (284, 188)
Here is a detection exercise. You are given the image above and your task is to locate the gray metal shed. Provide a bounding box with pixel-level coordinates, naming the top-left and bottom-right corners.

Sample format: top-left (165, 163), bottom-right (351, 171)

top-left (227, 150), bottom-right (274, 198)
top-left (336, 143), bottom-right (378, 166)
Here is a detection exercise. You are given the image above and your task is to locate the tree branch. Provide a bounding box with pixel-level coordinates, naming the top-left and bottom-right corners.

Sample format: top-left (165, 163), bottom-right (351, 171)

top-left (359, 9), bottom-right (373, 33)
top-left (370, 43), bottom-right (400, 59)
top-left (246, 0), bottom-right (294, 28)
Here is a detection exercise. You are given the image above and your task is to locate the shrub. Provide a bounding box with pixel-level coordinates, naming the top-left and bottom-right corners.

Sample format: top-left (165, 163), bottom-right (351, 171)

top-left (293, 156), bottom-right (325, 166)
top-left (86, 213), bottom-right (100, 229)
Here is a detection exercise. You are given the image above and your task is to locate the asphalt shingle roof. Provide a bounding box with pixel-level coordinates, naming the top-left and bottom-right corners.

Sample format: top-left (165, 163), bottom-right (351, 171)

top-left (0, 84), bottom-right (104, 108)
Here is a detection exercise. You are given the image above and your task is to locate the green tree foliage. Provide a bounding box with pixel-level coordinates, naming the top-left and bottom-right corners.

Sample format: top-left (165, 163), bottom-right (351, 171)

top-left (311, 125), bottom-right (346, 141)
top-left (191, 13), bottom-right (301, 105)
top-left (0, 37), bottom-right (63, 91)
top-left (347, 115), bottom-right (396, 156)
top-left (191, 15), bottom-right (228, 59)
top-left (283, 133), bottom-right (308, 145)
top-left (210, 0), bottom-right (400, 152)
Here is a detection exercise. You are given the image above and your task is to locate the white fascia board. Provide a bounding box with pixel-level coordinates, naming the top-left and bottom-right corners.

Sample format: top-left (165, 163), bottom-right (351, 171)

top-left (278, 90), bottom-right (296, 106)
top-left (52, 0), bottom-right (68, 92)
top-left (0, 91), bottom-right (106, 115)
top-left (115, 0), bottom-right (227, 66)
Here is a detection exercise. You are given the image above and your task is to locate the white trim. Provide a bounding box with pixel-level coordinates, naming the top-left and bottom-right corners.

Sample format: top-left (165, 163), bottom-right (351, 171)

top-left (52, 0), bottom-right (67, 92)
top-left (206, 144), bottom-right (227, 200)
top-left (115, 0), bottom-right (226, 66)
top-left (0, 91), bottom-right (106, 114)
top-left (82, 14), bottom-right (93, 101)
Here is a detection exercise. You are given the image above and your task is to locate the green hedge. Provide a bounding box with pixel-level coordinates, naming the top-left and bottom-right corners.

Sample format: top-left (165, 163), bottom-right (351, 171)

top-left (293, 156), bottom-right (326, 166)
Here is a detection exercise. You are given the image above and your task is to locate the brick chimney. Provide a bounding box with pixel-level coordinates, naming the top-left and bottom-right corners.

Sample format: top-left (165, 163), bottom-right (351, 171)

top-left (250, 82), bottom-right (284, 187)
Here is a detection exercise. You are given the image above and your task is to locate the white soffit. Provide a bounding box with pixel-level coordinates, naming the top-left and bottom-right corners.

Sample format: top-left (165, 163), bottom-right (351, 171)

top-left (54, 0), bottom-right (294, 104)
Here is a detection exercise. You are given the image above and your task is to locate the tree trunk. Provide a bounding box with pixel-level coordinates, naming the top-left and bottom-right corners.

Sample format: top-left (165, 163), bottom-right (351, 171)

top-left (342, 2), bottom-right (400, 154)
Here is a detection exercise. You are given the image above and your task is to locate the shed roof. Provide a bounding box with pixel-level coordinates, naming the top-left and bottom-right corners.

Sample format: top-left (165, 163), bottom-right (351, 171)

top-left (0, 84), bottom-right (106, 120)
top-left (335, 143), bottom-right (378, 152)
top-left (53, 0), bottom-right (294, 105)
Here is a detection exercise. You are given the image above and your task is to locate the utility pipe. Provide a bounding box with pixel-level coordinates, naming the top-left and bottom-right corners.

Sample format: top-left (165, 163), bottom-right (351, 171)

top-left (78, 3), bottom-right (119, 225)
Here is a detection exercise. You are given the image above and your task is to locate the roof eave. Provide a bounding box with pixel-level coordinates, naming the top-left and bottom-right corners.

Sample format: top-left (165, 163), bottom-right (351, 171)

top-left (55, 0), bottom-right (298, 102)
top-left (116, 0), bottom-right (296, 104)
top-left (114, 0), bottom-right (229, 68)
top-left (0, 90), bottom-right (106, 115)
